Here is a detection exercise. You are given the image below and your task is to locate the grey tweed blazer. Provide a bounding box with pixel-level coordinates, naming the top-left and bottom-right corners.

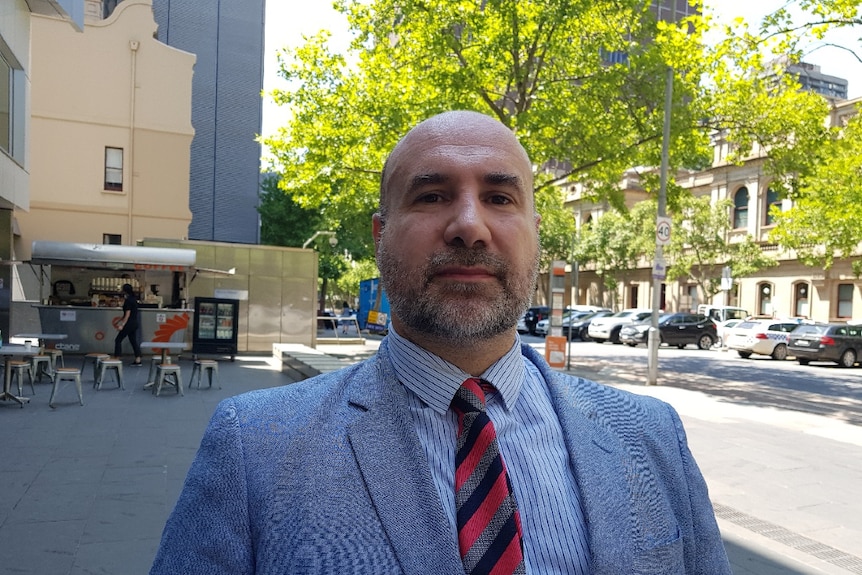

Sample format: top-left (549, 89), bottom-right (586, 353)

top-left (150, 340), bottom-right (731, 574)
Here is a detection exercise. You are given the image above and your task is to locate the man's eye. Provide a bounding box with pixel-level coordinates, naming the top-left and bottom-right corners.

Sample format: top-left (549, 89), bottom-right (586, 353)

top-left (418, 193), bottom-right (442, 203)
top-left (489, 195), bottom-right (512, 205)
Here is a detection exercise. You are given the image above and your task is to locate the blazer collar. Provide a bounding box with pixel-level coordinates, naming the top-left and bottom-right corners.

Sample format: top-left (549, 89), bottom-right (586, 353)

top-left (522, 344), bottom-right (637, 571)
top-left (345, 343), bottom-right (464, 575)
top-left (345, 341), bottom-right (639, 573)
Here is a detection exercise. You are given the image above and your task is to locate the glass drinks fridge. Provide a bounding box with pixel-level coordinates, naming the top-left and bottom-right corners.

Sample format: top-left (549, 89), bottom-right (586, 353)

top-left (192, 297), bottom-right (239, 360)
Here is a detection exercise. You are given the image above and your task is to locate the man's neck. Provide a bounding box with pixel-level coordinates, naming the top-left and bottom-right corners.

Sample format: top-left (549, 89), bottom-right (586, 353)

top-left (391, 320), bottom-right (517, 376)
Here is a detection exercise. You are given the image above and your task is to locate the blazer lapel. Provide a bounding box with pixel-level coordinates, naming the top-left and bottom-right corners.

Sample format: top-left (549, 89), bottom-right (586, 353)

top-left (346, 357), bottom-right (463, 575)
top-left (540, 361), bottom-right (637, 572)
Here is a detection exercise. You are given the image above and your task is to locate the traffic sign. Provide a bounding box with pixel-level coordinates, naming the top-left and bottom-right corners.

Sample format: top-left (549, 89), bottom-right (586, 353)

top-left (656, 216), bottom-right (672, 246)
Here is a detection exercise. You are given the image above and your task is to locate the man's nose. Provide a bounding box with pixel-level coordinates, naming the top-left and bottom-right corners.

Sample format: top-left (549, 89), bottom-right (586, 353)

top-left (443, 194), bottom-right (491, 248)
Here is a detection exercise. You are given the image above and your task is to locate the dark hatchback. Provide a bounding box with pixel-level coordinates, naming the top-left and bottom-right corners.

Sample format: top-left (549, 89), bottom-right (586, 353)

top-left (565, 310), bottom-right (614, 340)
top-left (788, 323), bottom-right (862, 367)
top-left (619, 312), bottom-right (717, 350)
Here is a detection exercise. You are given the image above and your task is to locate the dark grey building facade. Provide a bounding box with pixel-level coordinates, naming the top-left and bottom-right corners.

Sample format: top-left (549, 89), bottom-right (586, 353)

top-left (150, 0), bottom-right (265, 243)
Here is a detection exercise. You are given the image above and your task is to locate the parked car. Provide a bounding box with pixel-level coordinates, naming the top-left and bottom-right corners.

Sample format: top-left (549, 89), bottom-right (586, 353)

top-left (516, 316), bottom-right (529, 334)
top-left (725, 319), bottom-right (801, 360)
top-left (788, 323), bottom-right (862, 367)
top-left (565, 309), bottom-right (614, 340)
top-left (523, 306), bottom-right (550, 335)
top-left (534, 309), bottom-right (601, 337)
top-left (588, 308), bottom-right (653, 344)
top-left (715, 318), bottom-right (743, 348)
top-left (619, 312), bottom-right (717, 350)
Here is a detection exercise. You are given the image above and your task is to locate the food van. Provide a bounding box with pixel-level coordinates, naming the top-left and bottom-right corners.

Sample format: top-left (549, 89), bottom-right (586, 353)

top-left (29, 241), bottom-right (197, 355)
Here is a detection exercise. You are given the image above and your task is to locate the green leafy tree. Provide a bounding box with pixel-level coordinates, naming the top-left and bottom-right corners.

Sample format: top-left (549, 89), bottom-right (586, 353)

top-left (258, 174), bottom-right (349, 311)
top-left (572, 201), bottom-right (655, 308)
top-left (769, 110), bottom-right (862, 277)
top-left (258, 174), bottom-right (322, 247)
top-left (263, 0), bottom-right (837, 270)
top-left (264, 0), bottom-right (717, 259)
top-left (665, 195), bottom-right (777, 300)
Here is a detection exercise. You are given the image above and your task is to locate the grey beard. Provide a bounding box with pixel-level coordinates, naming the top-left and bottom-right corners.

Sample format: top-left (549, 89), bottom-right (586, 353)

top-left (377, 245), bottom-right (538, 347)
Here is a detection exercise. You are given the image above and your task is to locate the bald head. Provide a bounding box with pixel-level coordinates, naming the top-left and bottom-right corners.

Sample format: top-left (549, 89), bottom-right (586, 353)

top-left (378, 111), bottom-right (534, 218)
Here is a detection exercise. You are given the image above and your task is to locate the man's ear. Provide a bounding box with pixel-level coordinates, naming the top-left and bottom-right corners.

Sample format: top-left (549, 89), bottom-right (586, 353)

top-left (372, 213), bottom-right (384, 254)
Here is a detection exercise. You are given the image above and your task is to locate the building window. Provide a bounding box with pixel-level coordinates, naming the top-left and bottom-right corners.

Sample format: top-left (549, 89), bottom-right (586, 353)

top-left (629, 284), bottom-right (639, 308)
top-left (105, 147), bottom-right (124, 191)
top-left (733, 187), bottom-right (749, 229)
top-left (103, 234), bottom-right (122, 245)
top-left (837, 283), bottom-right (853, 318)
top-left (0, 52), bottom-right (10, 155)
top-left (758, 282), bottom-right (773, 316)
top-left (794, 282), bottom-right (809, 318)
top-left (764, 187), bottom-right (781, 226)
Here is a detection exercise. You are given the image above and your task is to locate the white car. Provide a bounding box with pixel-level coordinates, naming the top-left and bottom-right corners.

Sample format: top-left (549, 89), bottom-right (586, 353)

top-left (715, 318), bottom-right (743, 348)
top-left (587, 308), bottom-right (654, 344)
top-left (725, 319), bottom-right (802, 360)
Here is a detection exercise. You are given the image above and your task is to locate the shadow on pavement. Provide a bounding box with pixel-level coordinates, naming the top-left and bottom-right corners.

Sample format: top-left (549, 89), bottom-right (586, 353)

top-left (568, 353), bottom-right (862, 427)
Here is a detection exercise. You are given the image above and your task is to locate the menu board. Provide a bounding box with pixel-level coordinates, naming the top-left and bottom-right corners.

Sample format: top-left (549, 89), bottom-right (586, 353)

top-left (198, 302), bottom-right (216, 339)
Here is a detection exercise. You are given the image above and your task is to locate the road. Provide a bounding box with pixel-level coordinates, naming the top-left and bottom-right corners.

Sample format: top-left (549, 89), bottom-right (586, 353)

top-left (522, 333), bottom-right (862, 574)
top-left (524, 334), bottom-right (862, 426)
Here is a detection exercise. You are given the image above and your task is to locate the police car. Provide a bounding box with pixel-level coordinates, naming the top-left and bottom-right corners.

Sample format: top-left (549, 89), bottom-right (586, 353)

top-left (725, 319), bottom-right (802, 360)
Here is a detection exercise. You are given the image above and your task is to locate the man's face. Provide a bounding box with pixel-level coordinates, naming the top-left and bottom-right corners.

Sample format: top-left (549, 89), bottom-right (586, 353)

top-left (373, 114), bottom-right (540, 346)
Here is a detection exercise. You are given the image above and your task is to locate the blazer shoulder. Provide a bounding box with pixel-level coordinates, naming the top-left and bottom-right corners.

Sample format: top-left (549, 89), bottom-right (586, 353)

top-left (215, 357), bottom-right (381, 428)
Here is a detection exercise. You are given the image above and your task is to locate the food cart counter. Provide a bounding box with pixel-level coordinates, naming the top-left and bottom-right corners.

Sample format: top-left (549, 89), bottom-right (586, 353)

top-left (36, 305), bottom-right (193, 355)
top-left (29, 241), bottom-right (197, 355)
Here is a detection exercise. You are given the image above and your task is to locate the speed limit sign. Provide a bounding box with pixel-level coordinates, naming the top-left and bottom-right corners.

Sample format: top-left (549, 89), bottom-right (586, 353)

top-left (656, 216), bottom-right (672, 246)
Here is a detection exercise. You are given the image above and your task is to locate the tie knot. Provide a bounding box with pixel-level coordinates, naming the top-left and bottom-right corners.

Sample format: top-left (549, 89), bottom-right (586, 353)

top-left (452, 377), bottom-right (490, 414)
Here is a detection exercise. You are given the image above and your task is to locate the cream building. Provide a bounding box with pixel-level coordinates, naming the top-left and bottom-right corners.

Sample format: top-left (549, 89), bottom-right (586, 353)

top-left (1, 0), bottom-right (83, 339)
top-left (17, 0), bottom-right (194, 262)
top-left (563, 97), bottom-right (862, 323)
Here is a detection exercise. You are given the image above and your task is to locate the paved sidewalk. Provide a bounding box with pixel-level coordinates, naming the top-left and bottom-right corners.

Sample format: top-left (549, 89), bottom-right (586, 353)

top-left (1, 343), bottom-right (860, 574)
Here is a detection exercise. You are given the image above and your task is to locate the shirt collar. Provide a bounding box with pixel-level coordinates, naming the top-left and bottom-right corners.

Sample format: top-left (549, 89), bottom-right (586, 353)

top-left (386, 325), bottom-right (525, 415)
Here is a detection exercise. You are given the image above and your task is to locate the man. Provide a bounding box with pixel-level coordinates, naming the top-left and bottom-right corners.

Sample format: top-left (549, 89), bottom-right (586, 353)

top-left (150, 111), bottom-right (731, 574)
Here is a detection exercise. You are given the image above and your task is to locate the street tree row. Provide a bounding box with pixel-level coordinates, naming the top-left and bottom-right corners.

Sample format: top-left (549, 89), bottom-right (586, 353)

top-left (259, 0), bottom-right (862, 300)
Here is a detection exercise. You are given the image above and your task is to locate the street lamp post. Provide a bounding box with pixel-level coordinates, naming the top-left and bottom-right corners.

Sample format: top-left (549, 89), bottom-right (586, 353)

top-left (302, 231), bottom-right (338, 249)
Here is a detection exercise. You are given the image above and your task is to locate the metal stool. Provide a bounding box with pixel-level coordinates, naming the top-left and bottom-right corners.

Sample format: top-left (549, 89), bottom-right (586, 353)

top-left (153, 363), bottom-right (183, 396)
top-left (189, 359), bottom-right (220, 389)
top-left (50, 367), bottom-right (84, 408)
top-left (8, 360), bottom-right (35, 395)
top-left (147, 355), bottom-right (172, 386)
top-left (30, 354), bottom-right (53, 383)
top-left (82, 353), bottom-right (110, 383)
top-left (95, 357), bottom-right (124, 390)
top-left (47, 348), bottom-right (65, 370)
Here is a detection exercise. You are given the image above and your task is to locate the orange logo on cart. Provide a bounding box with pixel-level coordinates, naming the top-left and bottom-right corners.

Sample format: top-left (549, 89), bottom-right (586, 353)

top-left (150, 313), bottom-right (189, 352)
top-left (111, 316), bottom-right (124, 330)
top-left (94, 331), bottom-right (104, 341)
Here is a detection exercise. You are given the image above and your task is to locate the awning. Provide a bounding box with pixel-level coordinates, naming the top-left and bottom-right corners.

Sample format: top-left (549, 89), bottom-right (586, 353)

top-left (30, 241), bottom-right (196, 271)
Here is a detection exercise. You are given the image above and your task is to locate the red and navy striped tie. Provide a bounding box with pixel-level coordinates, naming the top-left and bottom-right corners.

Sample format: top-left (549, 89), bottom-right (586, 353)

top-left (453, 378), bottom-right (525, 575)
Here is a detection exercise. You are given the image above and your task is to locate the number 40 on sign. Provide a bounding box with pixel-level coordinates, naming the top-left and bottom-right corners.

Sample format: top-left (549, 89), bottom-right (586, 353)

top-left (656, 216), bottom-right (672, 246)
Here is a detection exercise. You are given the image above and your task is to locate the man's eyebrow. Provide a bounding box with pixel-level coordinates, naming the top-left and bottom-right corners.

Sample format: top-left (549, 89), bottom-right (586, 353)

top-left (408, 173), bottom-right (448, 193)
top-left (485, 172), bottom-right (523, 188)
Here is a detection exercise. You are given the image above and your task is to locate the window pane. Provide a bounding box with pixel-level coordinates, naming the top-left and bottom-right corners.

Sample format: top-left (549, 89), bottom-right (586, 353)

top-left (765, 188), bottom-right (781, 226)
top-left (837, 284), bottom-right (853, 318)
top-left (0, 54), bottom-right (11, 155)
top-left (105, 147), bottom-right (123, 191)
top-left (733, 187), bottom-right (749, 229)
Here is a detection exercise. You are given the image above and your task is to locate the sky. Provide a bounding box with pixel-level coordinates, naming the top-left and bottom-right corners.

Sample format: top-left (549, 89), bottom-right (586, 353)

top-left (261, 1), bottom-right (862, 140)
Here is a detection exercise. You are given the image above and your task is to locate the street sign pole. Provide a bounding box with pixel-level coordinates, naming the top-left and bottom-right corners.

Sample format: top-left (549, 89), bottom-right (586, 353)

top-left (647, 67), bottom-right (673, 386)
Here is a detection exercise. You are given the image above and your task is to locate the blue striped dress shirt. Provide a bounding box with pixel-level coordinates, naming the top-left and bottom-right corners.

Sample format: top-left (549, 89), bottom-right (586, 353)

top-left (387, 327), bottom-right (591, 574)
